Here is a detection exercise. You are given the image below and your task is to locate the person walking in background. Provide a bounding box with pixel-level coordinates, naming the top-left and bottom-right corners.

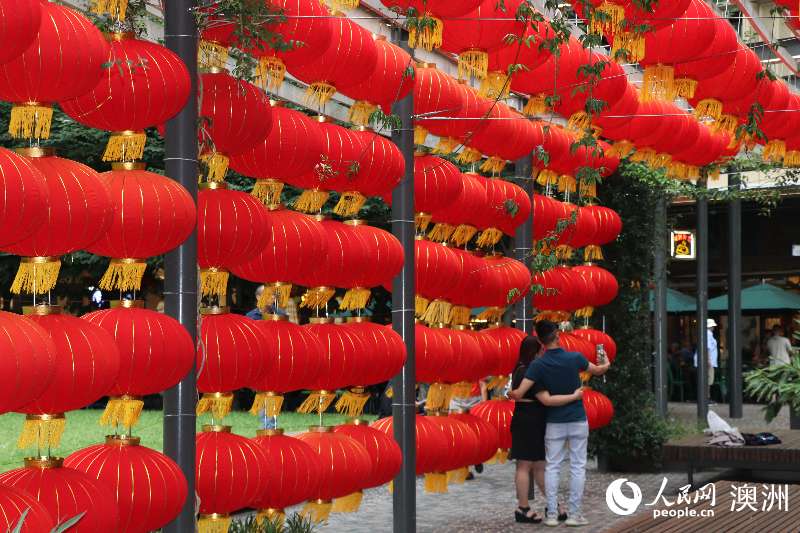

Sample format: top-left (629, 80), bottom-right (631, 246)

top-left (767, 325), bottom-right (794, 366)
top-left (510, 321), bottom-right (610, 527)
top-left (694, 318), bottom-right (719, 388)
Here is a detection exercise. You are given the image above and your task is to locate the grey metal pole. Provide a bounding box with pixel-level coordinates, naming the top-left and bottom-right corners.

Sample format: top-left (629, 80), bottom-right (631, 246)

top-left (696, 175), bottom-right (709, 424)
top-left (654, 195), bottom-right (669, 417)
top-left (163, 2), bottom-right (198, 532)
top-left (390, 27), bottom-right (416, 533)
top-left (514, 154), bottom-right (534, 335)
top-left (728, 173), bottom-right (743, 418)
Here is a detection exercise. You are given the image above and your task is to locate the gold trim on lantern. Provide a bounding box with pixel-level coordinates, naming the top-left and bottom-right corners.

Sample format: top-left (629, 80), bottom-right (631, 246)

top-left (199, 306), bottom-right (228, 315)
top-left (105, 435), bottom-right (141, 447)
top-left (14, 146), bottom-right (55, 158)
top-left (256, 428), bottom-right (285, 437)
top-left (201, 424), bottom-right (232, 433)
top-left (22, 304), bottom-right (61, 316)
top-left (23, 457), bottom-right (64, 469)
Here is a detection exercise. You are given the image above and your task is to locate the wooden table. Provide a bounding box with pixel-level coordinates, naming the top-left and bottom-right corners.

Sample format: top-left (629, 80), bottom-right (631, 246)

top-left (603, 481), bottom-right (800, 533)
top-left (663, 430), bottom-right (800, 488)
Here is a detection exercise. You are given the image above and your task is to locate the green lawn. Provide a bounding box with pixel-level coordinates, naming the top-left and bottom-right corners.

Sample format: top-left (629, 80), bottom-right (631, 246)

top-left (0, 409), bottom-right (375, 472)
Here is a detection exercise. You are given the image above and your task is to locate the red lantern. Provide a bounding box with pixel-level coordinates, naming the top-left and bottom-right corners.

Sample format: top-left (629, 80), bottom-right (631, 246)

top-left (0, 146), bottom-right (48, 250)
top-left (344, 222), bottom-right (404, 296)
top-left (471, 399), bottom-right (514, 462)
top-left (689, 45), bottom-right (762, 123)
top-left (583, 388), bottom-right (614, 430)
top-left (86, 164), bottom-right (196, 291)
top-left (473, 176), bottom-right (532, 248)
top-left (425, 414), bottom-right (480, 489)
top-left (0, 482), bottom-right (55, 533)
top-left (514, 38), bottom-right (587, 117)
top-left (573, 327), bottom-right (617, 363)
top-left (412, 65), bottom-right (464, 145)
top-left (573, 264), bottom-right (619, 317)
top-left (415, 323), bottom-right (455, 411)
top-left (286, 16), bottom-right (378, 108)
top-left (230, 208), bottom-right (326, 308)
top-left (346, 37), bottom-right (415, 125)
top-left (476, 255), bottom-right (531, 320)
top-left (0, 0), bottom-right (41, 65)
top-left (428, 172), bottom-right (487, 245)
top-left (380, 0), bottom-right (483, 51)
top-left (460, 326), bottom-right (503, 380)
top-left (197, 183), bottom-right (272, 298)
top-left (196, 425), bottom-right (268, 532)
top-left (432, 83), bottom-right (492, 154)
top-left (439, 328), bottom-right (485, 397)
top-left (251, 429), bottom-right (323, 520)
top-left (482, 22), bottom-right (552, 99)
top-left (673, 14), bottom-right (739, 98)
top-left (229, 103), bottom-right (325, 208)
top-left (295, 427), bottom-right (373, 520)
top-left (64, 436), bottom-right (187, 533)
top-left (480, 326), bottom-right (527, 390)
top-left (60, 34), bottom-right (190, 162)
top-left (196, 308), bottom-right (270, 420)
top-left (532, 194), bottom-right (562, 241)
top-left (412, 154), bottom-right (463, 231)
top-left (607, 0), bottom-right (692, 63)
top-left (559, 331), bottom-right (596, 364)
top-left (532, 266), bottom-right (588, 315)
top-left (5, 149), bottom-right (113, 294)
top-left (583, 205), bottom-right (622, 261)
top-left (82, 302), bottom-right (194, 429)
top-left (449, 411), bottom-right (500, 465)
top-left (0, 2), bottom-right (108, 140)
top-left (334, 422), bottom-right (401, 489)
top-left (415, 239), bottom-right (463, 324)
top-left (0, 310), bottom-right (56, 415)
top-left (17, 306), bottom-right (120, 451)
top-left (371, 415), bottom-right (448, 482)
top-left (439, 249), bottom-right (487, 321)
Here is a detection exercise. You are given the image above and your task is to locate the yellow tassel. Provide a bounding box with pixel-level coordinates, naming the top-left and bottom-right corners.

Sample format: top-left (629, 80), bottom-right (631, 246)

top-left (612, 32), bottom-right (645, 63)
top-left (332, 491), bottom-right (363, 513)
top-left (9, 104), bottom-right (53, 140)
top-left (433, 136), bottom-right (460, 155)
top-left (252, 178), bottom-right (284, 209)
top-left (305, 82), bottom-right (337, 109)
top-left (674, 78), bottom-right (697, 99)
top-left (458, 49), bottom-right (489, 80)
top-left (102, 131), bottom-right (146, 162)
top-left (200, 268), bottom-right (229, 298)
top-left (408, 15), bottom-right (443, 51)
top-left (99, 396), bottom-right (144, 429)
top-left (259, 283), bottom-right (292, 310)
top-left (567, 112), bottom-right (591, 132)
top-left (476, 227), bottom-right (504, 248)
top-left (450, 224), bottom-right (478, 246)
top-left (99, 259), bottom-right (146, 292)
top-left (334, 387), bottom-right (370, 418)
top-left (557, 174), bottom-right (577, 194)
top-left (456, 147), bottom-right (482, 164)
top-left (685, 165), bottom-right (700, 180)
top-left (579, 180), bottom-right (597, 199)
top-left (694, 98), bottom-right (723, 122)
top-left (763, 139), bottom-right (786, 162)
top-left (450, 381), bottom-right (475, 399)
top-left (425, 382), bottom-right (453, 411)
top-left (642, 65), bottom-right (675, 102)
top-left (199, 41), bottom-right (229, 70)
top-left (555, 245), bottom-right (574, 260)
top-left (447, 467), bottom-right (470, 485)
top-left (91, 0), bottom-right (129, 20)
top-left (480, 156), bottom-right (507, 175)
top-left (256, 56), bottom-right (286, 92)
top-left (523, 95), bottom-right (548, 117)
top-left (630, 147), bottom-right (656, 165)
top-left (332, 191), bottom-right (367, 217)
top-left (198, 514), bottom-right (232, 533)
top-left (574, 306), bottom-right (595, 318)
top-left (17, 415), bottom-right (66, 450)
top-left (201, 152), bottom-right (230, 182)
top-left (293, 189), bottom-right (329, 213)
top-left (297, 391), bottom-right (336, 414)
top-left (784, 150), bottom-right (800, 167)
top-left (424, 472), bottom-right (449, 493)
top-left (427, 223), bottom-right (455, 242)
top-left (340, 287), bottom-right (371, 311)
top-left (300, 287), bottom-right (336, 309)
top-left (414, 126), bottom-right (429, 146)
top-left (477, 307), bottom-right (505, 323)
top-left (420, 299), bottom-right (452, 325)
top-left (196, 392), bottom-right (233, 420)
top-left (449, 305), bottom-right (472, 326)
top-left (652, 153), bottom-right (672, 169)
top-left (609, 140), bottom-right (634, 158)
top-left (584, 245), bottom-right (604, 261)
top-left (11, 257), bottom-right (61, 295)
top-left (323, 0), bottom-right (359, 10)
top-left (415, 213), bottom-right (433, 231)
top-left (590, 1), bottom-right (625, 34)
top-left (302, 500), bottom-right (333, 523)
top-left (479, 71), bottom-right (511, 99)
top-left (249, 392), bottom-right (284, 418)
top-left (415, 295), bottom-right (430, 317)
top-left (486, 448), bottom-right (509, 464)
top-left (348, 101), bottom-right (377, 127)
top-left (535, 169), bottom-right (559, 186)
top-left (486, 375), bottom-right (509, 391)
top-left (385, 386), bottom-right (393, 399)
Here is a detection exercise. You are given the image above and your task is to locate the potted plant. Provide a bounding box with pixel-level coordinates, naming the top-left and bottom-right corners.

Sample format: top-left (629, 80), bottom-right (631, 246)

top-left (745, 355), bottom-right (800, 429)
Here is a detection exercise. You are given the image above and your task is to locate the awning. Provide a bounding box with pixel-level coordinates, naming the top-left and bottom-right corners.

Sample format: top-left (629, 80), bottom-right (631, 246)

top-left (708, 283), bottom-right (800, 311)
top-left (649, 288), bottom-right (697, 313)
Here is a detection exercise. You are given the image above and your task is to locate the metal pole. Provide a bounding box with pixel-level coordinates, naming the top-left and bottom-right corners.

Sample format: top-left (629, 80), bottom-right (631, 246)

top-left (514, 155), bottom-right (534, 335)
top-left (696, 175), bottom-right (709, 424)
top-left (163, 2), bottom-right (198, 532)
top-left (654, 194), bottom-right (669, 417)
top-left (728, 173), bottom-right (743, 418)
top-left (390, 27), bottom-right (416, 533)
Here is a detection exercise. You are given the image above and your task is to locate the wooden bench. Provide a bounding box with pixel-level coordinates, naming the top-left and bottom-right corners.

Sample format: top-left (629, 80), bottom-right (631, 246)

top-left (663, 429), bottom-right (800, 488)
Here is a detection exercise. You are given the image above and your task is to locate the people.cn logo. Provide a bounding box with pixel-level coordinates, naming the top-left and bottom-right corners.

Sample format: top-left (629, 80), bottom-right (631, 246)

top-left (606, 478), bottom-right (644, 516)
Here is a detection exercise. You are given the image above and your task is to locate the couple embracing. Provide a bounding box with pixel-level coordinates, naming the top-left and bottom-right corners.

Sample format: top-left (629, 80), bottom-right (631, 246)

top-left (508, 320), bottom-right (611, 527)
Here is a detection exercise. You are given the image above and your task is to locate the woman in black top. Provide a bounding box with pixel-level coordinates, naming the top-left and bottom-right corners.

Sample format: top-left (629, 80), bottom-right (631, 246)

top-left (509, 335), bottom-right (583, 523)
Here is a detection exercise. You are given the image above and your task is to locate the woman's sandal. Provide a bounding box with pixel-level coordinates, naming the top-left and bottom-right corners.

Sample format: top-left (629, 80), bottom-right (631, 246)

top-left (515, 506), bottom-right (543, 524)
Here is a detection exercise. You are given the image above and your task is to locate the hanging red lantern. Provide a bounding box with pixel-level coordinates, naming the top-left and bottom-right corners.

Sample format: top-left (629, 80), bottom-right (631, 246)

top-left (415, 323), bottom-right (455, 410)
top-left (439, 249), bottom-right (488, 323)
top-left (471, 399), bottom-right (514, 463)
top-left (0, 482), bottom-right (55, 533)
top-left (594, 82), bottom-right (638, 138)
top-left (5, 149), bottom-right (113, 295)
top-left (439, 327), bottom-right (485, 401)
top-left (534, 126), bottom-right (575, 186)
top-left (426, 414), bottom-right (480, 488)
top-left (86, 164), bottom-right (196, 291)
top-left (196, 307), bottom-right (269, 420)
top-left (430, 82), bottom-right (491, 155)
top-left (559, 331), bottom-right (596, 364)
top-left (0, 147), bottom-right (48, 249)
top-left (412, 154), bottom-right (463, 231)
top-left (17, 306), bottom-right (120, 451)
top-left (573, 264), bottom-right (619, 318)
top-left (231, 208), bottom-right (326, 308)
top-left (460, 326), bottom-right (503, 380)
top-left (64, 436), bottom-right (186, 533)
top-left (428, 171), bottom-right (487, 245)
top-left (285, 16), bottom-right (378, 108)
top-left (573, 327), bottom-right (617, 362)
top-left (673, 14), bottom-right (739, 100)
top-left (583, 388), bottom-right (614, 430)
top-left (415, 239), bottom-right (463, 324)
top-left (481, 21), bottom-right (552, 99)
top-left (371, 415), bottom-right (449, 488)
top-left (197, 183), bottom-right (272, 298)
top-left (532, 194), bottom-right (562, 241)
top-left (475, 255), bottom-right (531, 322)
top-left (609, 0), bottom-right (693, 63)
top-left (196, 425), bottom-right (268, 533)
top-left (689, 45), bottom-right (762, 123)
top-left (0, 0), bottom-right (41, 65)
top-left (0, 2), bottom-right (108, 140)
top-left (295, 426), bottom-right (373, 520)
top-left (346, 37), bottom-right (415, 125)
top-left (475, 177), bottom-right (532, 248)
top-left (230, 103), bottom-right (325, 208)
top-left (0, 310), bottom-right (56, 415)
top-left (0, 459), bottom-right (119, 533)
top-left (480, 326), bottom-right (527, 390)
top-left (449, 410), bottom-right (501, 465)
top-left (380, 0), bottom-right (483, 51)
top-left (82, 301), bottom-right (194, 429)
top-left (563, 206), bottom-right (600, 257)
top-left (342, 222), bottom-right (405, 304)
top-left (412, 64), bottom-right (464, 145)
top-left (60, 34), bottom-right (190, 162)
top-left (532, 266), bottom-right (586, 317)
top-left (334, 422), bottom-right (401, 489)
top-left (468, 104), bottom-right (544, 174)
top-left (583, 205), bottom-right (622, 261)
top-left (251, 429), bottom-right (323, 523)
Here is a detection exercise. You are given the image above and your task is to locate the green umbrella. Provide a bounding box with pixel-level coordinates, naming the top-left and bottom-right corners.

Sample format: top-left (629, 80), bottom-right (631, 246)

top-left (708, 283), bottom-right (800, 311)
